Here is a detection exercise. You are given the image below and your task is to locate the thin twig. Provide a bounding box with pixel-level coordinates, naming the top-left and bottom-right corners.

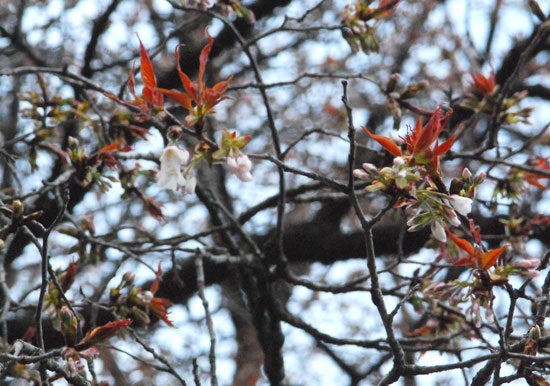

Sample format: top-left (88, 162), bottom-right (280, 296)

top-left (195, 251), bottom-right (218, 386)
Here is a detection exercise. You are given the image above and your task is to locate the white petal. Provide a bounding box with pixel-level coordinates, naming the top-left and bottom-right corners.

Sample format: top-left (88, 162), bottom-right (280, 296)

top-left (450, 195), bottom-right (473, 216)
top-left (431, 221), bottom-right (447, 242)
top-left (226, 156), bottom-right (238, 172)
top-left (236, 153), bottom-right (252, 172)
top-left (184, 175), bottom-right (197, 194)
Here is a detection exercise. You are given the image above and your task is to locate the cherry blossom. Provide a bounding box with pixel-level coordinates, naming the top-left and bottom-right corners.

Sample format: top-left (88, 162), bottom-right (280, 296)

top-left (157, 145), bottom-right (190, 191)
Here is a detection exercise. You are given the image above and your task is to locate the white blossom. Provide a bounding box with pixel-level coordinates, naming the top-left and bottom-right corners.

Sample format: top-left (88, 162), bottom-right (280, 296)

top-left (393, 156), bottom-right (405, 166)
top-left (157, 145), bottom-right (189, 191)
top-left (431, 221), bottom-right (447, 242)
top-left (450, 194), bottom-right (473, 216)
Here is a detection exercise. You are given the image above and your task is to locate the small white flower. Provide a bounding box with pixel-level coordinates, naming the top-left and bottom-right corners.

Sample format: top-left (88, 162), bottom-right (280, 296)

top-left (446, 209), bottom-right (462, 227)
top-left (157, 145), bottom-right (189, 191)
top-left (393, 156), bottom-right (405, 166)
top-left (450, 194), bottom-right (473, 216)
top-left (137, 290), bottom-right (154, 304)
top-left (227, 152), bottom-right (253, 182)
top-left (431, 221), bottom-right (447, 242)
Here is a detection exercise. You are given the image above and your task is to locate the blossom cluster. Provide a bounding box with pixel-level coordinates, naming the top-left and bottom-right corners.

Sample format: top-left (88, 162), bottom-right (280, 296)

top-left (354, 106), bottom-right (474, 242)
top-left (355, 103), bottom-right (547, 332)
top-left (353, 106), bottom-right (511, 272)
top-left (107, 32), bottom-right (253, 204)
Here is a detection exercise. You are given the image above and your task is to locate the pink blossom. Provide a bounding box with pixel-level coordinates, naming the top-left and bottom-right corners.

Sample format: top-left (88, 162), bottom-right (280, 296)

top-left (227, 152), bottom-right (253, 182)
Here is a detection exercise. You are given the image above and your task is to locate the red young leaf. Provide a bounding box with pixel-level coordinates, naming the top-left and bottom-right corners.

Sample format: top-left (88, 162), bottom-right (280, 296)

top-left (158, 88), bottom-right (193, 111)
top-left (150, 264), bottom-right (163, 294)
top-left (128, 64), bottom-right (137, 96)
top-left (149, 297), bottom-right (174, 327)
top-left (434, 135), bottom-right (457, 156)
top-left (137, 36), bottom-right (157, 90)
top-left (198, 31), bottom-right (214, 94)
top-left (98, 141), bottom-right (127, 154)
top-left (362, 127), bottom-right (402, 157)
top-left (446, 229), bottom-right (475, 256)
top-left (481, 245), bottom-right (507, 270)
top-left (75, 319), bottom-right (132, 351)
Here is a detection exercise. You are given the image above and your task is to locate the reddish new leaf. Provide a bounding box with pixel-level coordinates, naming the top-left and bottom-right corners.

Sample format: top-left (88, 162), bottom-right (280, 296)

top-left (446, 229), bottom-right (475, 256)
top-left (158, 88), bottom-right (193, 111)
top-left (362, 127), bottom-right (402, 157)
top-left (198, 31), bottom-right (214, 94)
top-left (75, 319), bottom-right (132, 351)
top-left (481, 245), bottom-right (507, 270)
top-left (137, 36), bottom-right (157, 90)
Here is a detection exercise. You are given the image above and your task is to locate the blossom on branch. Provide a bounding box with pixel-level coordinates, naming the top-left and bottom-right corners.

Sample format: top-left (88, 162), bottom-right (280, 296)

top-left (213, 129), bottom-right (253, 182)
top-left (449, 194), bottom-right (473, 216)
top-left (157, 145), bottom-right (191, 192)
top-left (226, 151), bottom-right (253, 182)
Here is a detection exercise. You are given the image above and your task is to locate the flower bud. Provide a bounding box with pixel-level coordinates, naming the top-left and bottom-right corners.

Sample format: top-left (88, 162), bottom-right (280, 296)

top-left (475, 172), bottom-right (487, 184)
top-left (385, 73), bottom-right (400, 93)
top-left (353, 169), bottom-right (369, 180)
top-left (131, 306), bottom-right (151, 326)
top-left (362, 163), bottom-right (377, 172)
top-left (68, 136), bottom-right (80, 148)
top-left (12, 200), bottom-right (24, 218)
top-left (512, 258), bottom-right (540, 269)
top-left (529, 324), bottom-right (541, 341)
top-left (122, 272), bottom-right (135, 287)
top-left (393, 156), bottom-right (405, 166)
top-left (431, 221), bottom-right (447, 242)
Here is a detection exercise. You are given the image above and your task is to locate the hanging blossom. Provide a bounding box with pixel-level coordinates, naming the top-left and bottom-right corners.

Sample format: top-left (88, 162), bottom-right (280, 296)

top-left (226, 151), bottom-right (253, 182)
top-left (157, 138), bottom-right (196, 193)
top-left (157, 145), bottom-right (188, 191)
top-left (212, 129), bottom-right (253, 182)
